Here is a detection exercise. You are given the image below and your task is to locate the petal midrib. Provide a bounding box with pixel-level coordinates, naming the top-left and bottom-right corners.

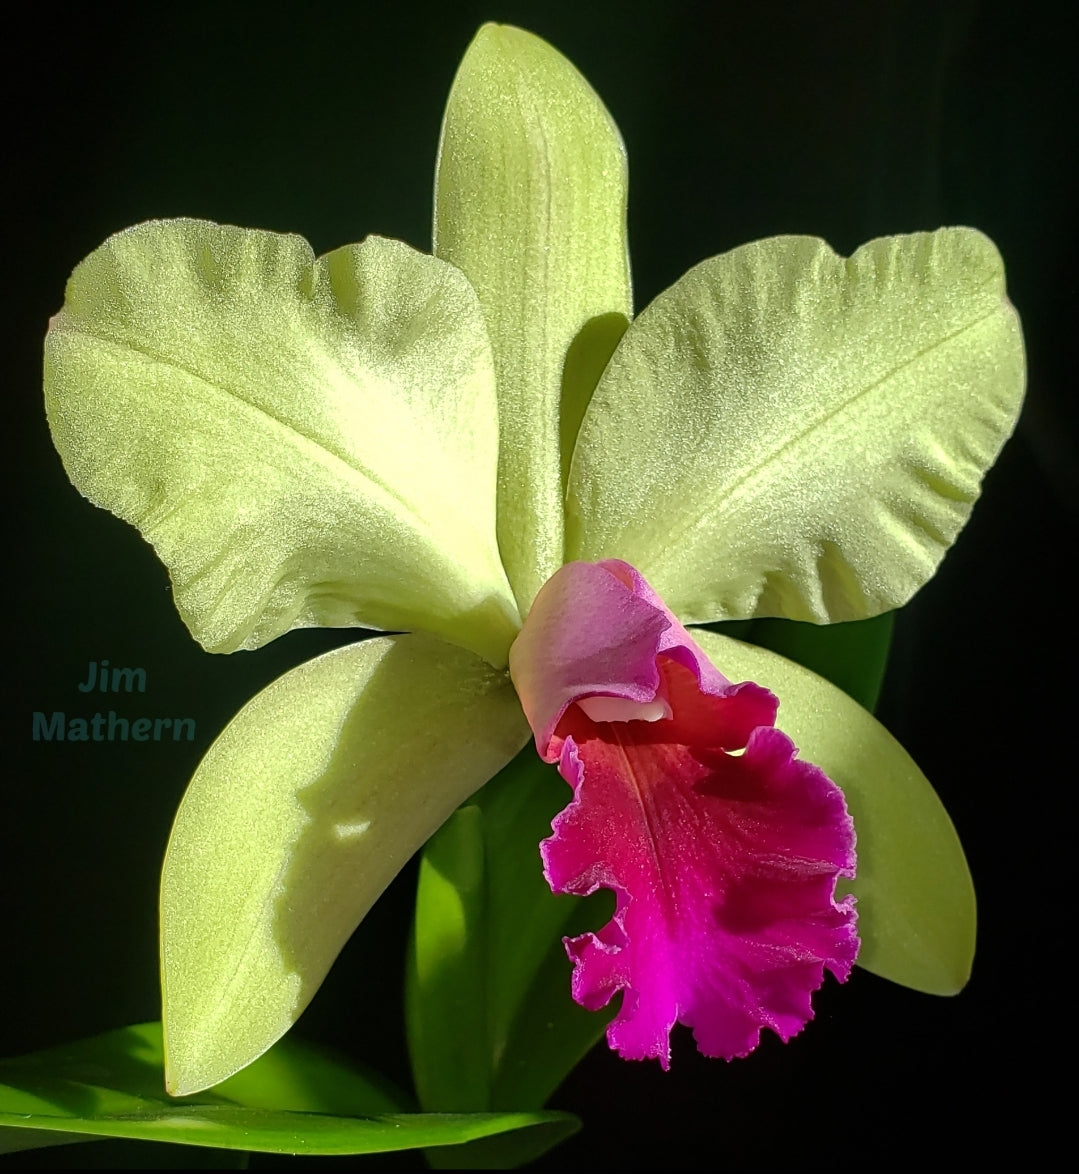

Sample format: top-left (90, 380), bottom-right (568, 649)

top-left (609, 725), bottom-right (689, 944)
top-left (637, 299), bottom-right (1004, 570)
top-left (59, 321), bottom-right (471, 554)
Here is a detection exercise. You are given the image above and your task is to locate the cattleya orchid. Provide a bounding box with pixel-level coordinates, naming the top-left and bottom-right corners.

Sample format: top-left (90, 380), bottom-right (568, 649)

top-left (43, 23), bottom-right (1023, 1108)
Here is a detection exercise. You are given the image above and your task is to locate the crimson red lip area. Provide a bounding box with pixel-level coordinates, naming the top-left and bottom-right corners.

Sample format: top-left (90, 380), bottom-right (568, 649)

top-left (510, 560), bottom-right (859, 1066)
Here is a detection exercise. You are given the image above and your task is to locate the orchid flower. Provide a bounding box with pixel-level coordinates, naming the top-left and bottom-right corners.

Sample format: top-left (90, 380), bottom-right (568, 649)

top-left (43, 24), bottom-right (1023, 1104)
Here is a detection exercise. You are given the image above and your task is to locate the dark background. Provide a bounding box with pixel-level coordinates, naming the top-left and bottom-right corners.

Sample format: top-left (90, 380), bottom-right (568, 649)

top-left (3, 0), bottom-right (1074, 1167)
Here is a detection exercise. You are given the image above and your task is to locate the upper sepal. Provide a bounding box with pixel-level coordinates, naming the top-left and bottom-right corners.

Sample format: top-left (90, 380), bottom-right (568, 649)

top-left (436, 25), bottom-right (632, 613)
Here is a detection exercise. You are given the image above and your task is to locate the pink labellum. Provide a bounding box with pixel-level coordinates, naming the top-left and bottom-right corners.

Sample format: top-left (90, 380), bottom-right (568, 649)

top-left (509, 560), bottom-right (858, 1066)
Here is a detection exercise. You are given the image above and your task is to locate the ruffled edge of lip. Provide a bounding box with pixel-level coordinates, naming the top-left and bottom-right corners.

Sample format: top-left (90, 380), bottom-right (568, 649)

top-left (541, 667), bottom-right (859, 1067)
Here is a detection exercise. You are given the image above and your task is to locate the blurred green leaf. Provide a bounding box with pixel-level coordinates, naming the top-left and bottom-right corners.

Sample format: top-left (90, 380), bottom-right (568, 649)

top-left (489, 894), bottom-right (613, 1112)
top-left (406, 806), bottom-right (491, 1112)
top-left (476, 751), bottom-right (614, 1110)
top-left (0, 1023), bottom-right (575, 1157)
top-left (0, 1129), bottom-right (101, 1158)
top-left (408, 748), bottom-right (614, 1138)
top-left (423, 1114), bottom-right (580, 1171)
top-left (737, 611), bottom-right (894, 713)
top-left (478, 750), bottom-right (577, 1063)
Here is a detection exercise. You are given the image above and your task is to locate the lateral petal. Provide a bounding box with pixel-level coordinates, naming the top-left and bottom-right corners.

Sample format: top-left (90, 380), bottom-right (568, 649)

top-left (45, 220), bottom-right (519, 665)
top-left (567, 229), bottom-right (1024, 624)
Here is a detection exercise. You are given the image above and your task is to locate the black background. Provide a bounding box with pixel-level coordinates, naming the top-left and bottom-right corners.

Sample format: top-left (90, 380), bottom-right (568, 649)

top-left (3, 1), bottom-right (1074, 1168)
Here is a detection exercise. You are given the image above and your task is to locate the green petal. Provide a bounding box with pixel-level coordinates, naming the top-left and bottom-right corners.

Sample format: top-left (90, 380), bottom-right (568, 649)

top-left (735, 611), bottom-right (895, 714)
top-left (435, 24), bottom-right (632, 613)
top-left (160, 634), bottom-right (528, 1096)
top-left (45, 220), bottom-right (519, 666)
top-left (692, 630), bottom-right (976, 995)
top-left (568, 229), bottom-right (1024, 623)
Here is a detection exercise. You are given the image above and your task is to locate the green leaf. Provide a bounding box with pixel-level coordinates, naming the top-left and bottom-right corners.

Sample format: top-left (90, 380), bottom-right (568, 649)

top-left (0, 1107), bottom-right (578, 1158)
top-left (567, 229), bottom-right (1025, 626)
top-left (488, 895), bottom-right (613, 1113)
top-left (474, 750), bottom-right (601, 1086)
top-left (407, 749), bottom-right (613, 1123)
top-left (478, 752), bottom-right (613, 1111)
top-left (0, 1130), bottom-right (101, 1157)
top-left (732, 611), bottom-right (895, 714)
top-left (161, 634), bottom-right (528, 1096)
top-left (406, 806), bottom-right (490, 1113)
top-left (0, 1023), bottom-right (407, 1121)
top-left (422, 1115), bottom-right (579, 1171)
top-left (45, 220), bottom-right (519, 666)
top-left (208, 1029), bottom-right (407, 1116)
top-left (692, 631), bottom-right (976, 994)
top-left (0, 1022), bottom-right (575, 1157)
top-left (435, 23), bottom-right (632, 613)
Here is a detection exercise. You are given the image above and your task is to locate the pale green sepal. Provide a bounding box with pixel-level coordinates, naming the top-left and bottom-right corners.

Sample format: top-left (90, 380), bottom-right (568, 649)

top-left (692, 630), bottom-right (975, 995)
top-left (568, 229), bottom-right (1025, 624)
top-left (160, 634), bottom-right (529, 1096)
top-left (435, 24), bottom-right (632, 613)
top-left (45, 219), bottom-right (519, 666)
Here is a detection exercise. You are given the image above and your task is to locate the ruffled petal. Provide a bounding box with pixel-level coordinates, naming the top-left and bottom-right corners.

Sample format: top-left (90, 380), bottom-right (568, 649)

top-left (509, 561), bottom-right (858, 1066)
top-left (565, 230), bottom-right (1024, 627)
top-left (45, 221), bottom-right (519, 666)
top-left (692, 629), bottom-right (975, 995)
top-left (510, 559), bottom-right (775, 754)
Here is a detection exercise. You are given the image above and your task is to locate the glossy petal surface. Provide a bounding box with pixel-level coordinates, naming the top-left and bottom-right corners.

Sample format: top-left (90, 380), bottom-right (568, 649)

top-left (693, 630), bottom-right (976, 994)
top-left (567, 229), bottom-right (1025, 624)
top-left (45, 220), bottom-right (518, 664)
top-left (436, 24), bottom-right (631, 612)
top-left (161, 634), bottom-right (528, 1095)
